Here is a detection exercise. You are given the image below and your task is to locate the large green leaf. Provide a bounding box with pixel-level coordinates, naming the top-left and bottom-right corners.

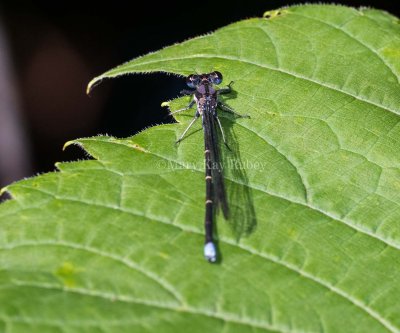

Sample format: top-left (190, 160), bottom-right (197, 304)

top-left (2, 4), bottom-right (400, 332)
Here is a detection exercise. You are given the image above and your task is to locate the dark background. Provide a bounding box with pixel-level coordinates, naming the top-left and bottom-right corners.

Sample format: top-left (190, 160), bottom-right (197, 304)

top-left (0, 0), bottom-right (399, 195)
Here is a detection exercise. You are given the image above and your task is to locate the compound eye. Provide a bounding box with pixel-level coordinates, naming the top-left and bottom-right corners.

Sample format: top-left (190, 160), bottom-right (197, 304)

top-left (210, 71), bottom-right (223, 85)
top-left (186, 74), bottom-right (199, 88)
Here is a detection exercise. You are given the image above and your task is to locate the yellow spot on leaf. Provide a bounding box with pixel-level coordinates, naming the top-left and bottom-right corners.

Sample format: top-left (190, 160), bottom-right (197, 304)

top-left (55, 262), bottom-right (82, 288)
top-left (158, 252), bottom-right (170, 259)
top-left (263, 9), bottom-right (286, 19)
top-left (381, 47), bottom-right (400, 58)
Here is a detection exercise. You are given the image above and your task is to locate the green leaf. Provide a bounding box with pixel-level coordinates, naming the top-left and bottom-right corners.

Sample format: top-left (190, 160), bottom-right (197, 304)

top-left (2, 4), bottom-right (400, 332)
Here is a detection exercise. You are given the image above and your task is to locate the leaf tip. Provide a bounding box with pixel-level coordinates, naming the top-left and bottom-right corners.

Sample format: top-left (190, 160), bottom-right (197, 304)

top-left (161, 101), bottom-right (170, 107)
top-left (86, 76), bottom-right (103, 95)
top-left (54, 162), bottom-right (62, 170)
top-left (0, 186), bottom-right (8, 196)
top-left (63, 140), bottom-right (82, 151)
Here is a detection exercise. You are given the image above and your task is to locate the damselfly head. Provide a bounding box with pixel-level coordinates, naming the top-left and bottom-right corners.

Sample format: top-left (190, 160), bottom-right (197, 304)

top-left (186, 74), bottom-right (200, 88)
top-left (209, 71), bottom-right (223, 85)
top-left (186, 71), bottom-right (223, 88)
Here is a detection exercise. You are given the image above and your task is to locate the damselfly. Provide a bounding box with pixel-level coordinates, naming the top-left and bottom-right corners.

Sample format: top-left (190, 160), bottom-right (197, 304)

top-left (169, 71), bottom-right (248, 262)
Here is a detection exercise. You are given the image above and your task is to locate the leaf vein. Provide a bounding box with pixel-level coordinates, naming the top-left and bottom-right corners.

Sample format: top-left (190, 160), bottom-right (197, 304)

top-left (290, 11), bottom-right (400, 85)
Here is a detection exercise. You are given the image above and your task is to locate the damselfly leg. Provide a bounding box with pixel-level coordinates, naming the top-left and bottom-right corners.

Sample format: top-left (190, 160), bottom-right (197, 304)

top-left (217, 102), bottom-right (250, 118)
top-left (169, 100), bottom-right (195, 116)
top-left (175, 111), bottom-right (200, 144)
